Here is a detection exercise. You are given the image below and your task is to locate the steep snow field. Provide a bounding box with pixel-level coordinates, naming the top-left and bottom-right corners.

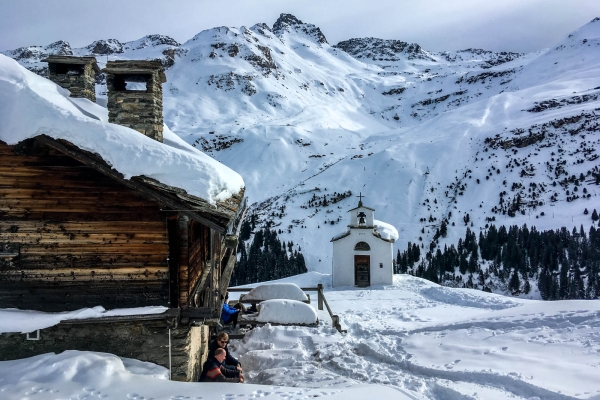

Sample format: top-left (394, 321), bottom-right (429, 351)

top-left (2, 273), bottom-right (599, 399)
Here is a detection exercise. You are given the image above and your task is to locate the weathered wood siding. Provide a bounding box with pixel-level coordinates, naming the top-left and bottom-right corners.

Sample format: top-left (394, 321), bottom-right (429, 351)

top-left (188, 220), bottom-right (210, 300)
top-left (0, 141), bottom-right (170, 311)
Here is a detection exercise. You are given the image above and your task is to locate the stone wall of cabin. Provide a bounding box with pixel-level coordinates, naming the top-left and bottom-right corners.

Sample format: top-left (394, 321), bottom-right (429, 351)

top-left (0, 319), bottom-right (210, 382)
top-left (47, 63), bottom-right (97, 102)
top-left (0, 140), bottom-right (171, 311)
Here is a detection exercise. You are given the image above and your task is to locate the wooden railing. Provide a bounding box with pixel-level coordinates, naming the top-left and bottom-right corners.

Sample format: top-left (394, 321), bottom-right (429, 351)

top-left (227, 283), bottom-right (346, 333)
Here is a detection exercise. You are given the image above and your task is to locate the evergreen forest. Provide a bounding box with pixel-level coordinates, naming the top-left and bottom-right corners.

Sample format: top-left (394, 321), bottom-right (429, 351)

top-left (231, 220), bottom-right (308, 286)
top-left (395, 222), bottom-right (600, 300)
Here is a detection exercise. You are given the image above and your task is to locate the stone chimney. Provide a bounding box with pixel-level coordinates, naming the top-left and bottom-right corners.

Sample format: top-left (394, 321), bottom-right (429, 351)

top-left (42, 56), bottom-right (100, 102)
top-left (103, 60), bottom-right (166, 142)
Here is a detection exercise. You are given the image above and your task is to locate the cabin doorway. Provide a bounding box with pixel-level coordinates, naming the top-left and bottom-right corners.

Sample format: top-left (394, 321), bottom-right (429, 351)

top-left (354, 255), bottom-right (370, 287)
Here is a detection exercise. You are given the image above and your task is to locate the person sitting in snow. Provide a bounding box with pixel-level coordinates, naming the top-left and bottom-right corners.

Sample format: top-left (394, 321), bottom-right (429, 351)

top-left (221, 301), bottom-right (240, 328)
top-left (199, 348), bottom-right (244, 383)
top-left (221, 292), bottom-right (254, 329)
top-left (208, 332), bottom-right (242, 372)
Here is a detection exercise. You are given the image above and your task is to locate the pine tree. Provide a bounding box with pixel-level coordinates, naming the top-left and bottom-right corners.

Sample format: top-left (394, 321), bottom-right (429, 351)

top-left (508, 270), bottom-right (521, 295)
top-left (440, 220), bottom-right (448, 238)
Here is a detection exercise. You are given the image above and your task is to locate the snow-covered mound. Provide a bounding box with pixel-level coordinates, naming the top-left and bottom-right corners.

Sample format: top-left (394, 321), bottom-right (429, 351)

top-left (255, 299), bottom-right (317, 324)
top-left (0, 54), bottom-right (244, 204)
top-left (242, 283), bottom-right (309, 302)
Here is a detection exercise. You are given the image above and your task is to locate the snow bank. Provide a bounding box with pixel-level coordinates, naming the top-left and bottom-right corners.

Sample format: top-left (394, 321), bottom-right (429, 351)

top-left (0, 54), bottom-right (244, 204)
top-left (255, 300), bottom-right (317, 324)
top-left (374, 219), bottom-right (399, 241)
top-left (242, 283), bottom-right (308, 302)
top-left (0, 306), bottom-right (168, 334)
top-left (0, 351), bottom-right (408, 399)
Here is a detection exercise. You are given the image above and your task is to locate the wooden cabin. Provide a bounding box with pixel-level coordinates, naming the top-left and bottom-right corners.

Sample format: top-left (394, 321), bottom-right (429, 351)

top-left (0, 57), bottom-right (246, 381)
top-left (0, 135), bottom-right (246, 380)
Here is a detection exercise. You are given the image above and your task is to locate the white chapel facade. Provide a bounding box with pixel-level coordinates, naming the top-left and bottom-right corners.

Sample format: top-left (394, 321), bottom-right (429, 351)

top-left (331, 196), bottom-right (396, 287)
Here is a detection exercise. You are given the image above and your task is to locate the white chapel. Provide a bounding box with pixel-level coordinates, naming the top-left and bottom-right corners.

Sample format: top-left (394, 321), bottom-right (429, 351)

top-left (330, 195), bottom-right (398, 287)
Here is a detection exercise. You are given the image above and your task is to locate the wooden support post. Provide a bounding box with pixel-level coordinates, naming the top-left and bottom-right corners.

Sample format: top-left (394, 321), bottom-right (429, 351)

top-left (317, 283), bottom-right (324, 311)
top-left (331, 315), bottom-right (339, 329)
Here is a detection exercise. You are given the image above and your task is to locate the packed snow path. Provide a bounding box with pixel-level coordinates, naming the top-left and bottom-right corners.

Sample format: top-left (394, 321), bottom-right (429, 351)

top-left (233, 275), bottom-right (600, 400)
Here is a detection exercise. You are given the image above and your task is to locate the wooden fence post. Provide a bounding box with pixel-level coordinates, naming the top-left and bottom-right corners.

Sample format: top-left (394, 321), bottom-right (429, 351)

top-left (317, 284), bottom-right (324, 311)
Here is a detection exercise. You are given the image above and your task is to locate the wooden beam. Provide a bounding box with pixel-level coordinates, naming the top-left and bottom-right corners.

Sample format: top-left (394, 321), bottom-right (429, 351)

top-left (180, 307), bottom-right (212, 319)
top-left (218, 249), bottom-right (237, 300)
top-left (189, 259), bottom-right (213, 307)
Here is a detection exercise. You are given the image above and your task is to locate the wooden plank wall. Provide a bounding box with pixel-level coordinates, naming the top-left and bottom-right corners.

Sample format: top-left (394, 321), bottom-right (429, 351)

top-left (0, 141), bottom-right (170, 311)
top-left (177, 215), bottom-right (189, 307)
top-left (188, 220), bottom-right (209, 300)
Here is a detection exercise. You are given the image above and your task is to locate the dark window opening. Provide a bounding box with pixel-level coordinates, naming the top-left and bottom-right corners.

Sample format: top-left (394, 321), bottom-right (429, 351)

top-left (50, 63), bottom-right (84, 75)
top-left (357, 211), bottom-right (367, 226)
top-left (113, 74), bottom-right (150, 91)
top-left (354, 241), bottom-right (370, 251)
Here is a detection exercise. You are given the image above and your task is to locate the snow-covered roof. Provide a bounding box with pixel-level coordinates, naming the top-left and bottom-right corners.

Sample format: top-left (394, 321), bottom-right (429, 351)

top-left (330, 220), bottom-right (398, 242)
top-left (374, 219), bottom-right (399, 241)
top-left (241, 283), bottom-right (308, 302)
top-left (0, 54), bottom-right (245, 228)
top-left (330, 229), bottom-right (351, 242)
top-left (255, 299), bottom-right (317, 324)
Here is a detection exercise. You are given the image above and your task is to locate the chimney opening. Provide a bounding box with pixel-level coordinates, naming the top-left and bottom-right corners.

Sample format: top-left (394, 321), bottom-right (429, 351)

top-left (113, 74), bottom-right (151, 92)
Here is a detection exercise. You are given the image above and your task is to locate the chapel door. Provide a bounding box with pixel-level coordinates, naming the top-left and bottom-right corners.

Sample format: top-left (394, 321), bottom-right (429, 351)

top-left (354, 255), bottom-right (370, 287)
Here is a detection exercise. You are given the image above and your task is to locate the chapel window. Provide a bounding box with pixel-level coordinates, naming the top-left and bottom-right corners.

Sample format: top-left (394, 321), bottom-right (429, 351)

top-left (354, 241), bottom-right (370, 251)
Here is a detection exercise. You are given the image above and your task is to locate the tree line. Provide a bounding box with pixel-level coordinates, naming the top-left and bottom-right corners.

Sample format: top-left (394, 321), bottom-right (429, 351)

top-left (395, 223), bottom-right (600, 300)
top-left (231, 221), bottom-right (307, 286)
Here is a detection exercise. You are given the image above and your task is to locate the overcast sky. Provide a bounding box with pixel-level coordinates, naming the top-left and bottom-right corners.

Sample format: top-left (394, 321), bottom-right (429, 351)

top-left (1, 0), bottom-right (599, 53)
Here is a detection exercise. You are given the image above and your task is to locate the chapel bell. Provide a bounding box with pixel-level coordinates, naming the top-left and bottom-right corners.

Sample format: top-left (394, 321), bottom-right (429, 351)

top-left (357, 211), bottom-right (366, 227)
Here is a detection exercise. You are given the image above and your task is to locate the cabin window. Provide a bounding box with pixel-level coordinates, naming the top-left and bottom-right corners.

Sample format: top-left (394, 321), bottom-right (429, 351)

top-left (26, 330), bottom-right (41, 341)
top-left (354, 241), bottom-right (370, 251)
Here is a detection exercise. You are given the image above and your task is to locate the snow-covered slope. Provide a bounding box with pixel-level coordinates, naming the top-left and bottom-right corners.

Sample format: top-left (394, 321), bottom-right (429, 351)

top-left (4, 14), bottom-right (600, 273)
top-left (2, 273), bottom-right (599, 399)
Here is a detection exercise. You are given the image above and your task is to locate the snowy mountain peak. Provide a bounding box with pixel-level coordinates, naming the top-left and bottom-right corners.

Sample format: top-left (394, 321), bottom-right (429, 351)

top-left (125, 34), bottom-right (180, 50)
top-left (4, 40), bottom-right (73, 62)
top-left (45, 40), bottom-right (73, 56)
top-left (565, 16), bottom-right (600, 42)
top-left (334, 37), bottom-right (434, 62)
top-left (272, 13), bottom-right (328, 44)
top-left (85, 39), bottom-right (124, 55)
